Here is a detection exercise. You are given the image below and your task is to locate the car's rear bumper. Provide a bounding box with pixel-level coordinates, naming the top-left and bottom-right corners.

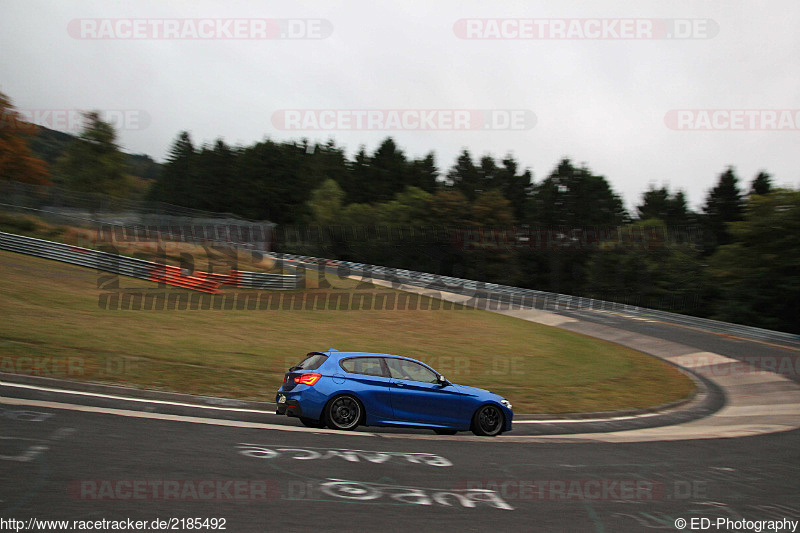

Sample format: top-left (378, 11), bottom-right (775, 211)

top-left (276, 396), bottom-right (303, 418)
top-left (276, 386), bottom-right (329, 420)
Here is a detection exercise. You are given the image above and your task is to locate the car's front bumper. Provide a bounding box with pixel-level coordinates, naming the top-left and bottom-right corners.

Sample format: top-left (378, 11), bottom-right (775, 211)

top-left (501, 407), bottom-right (514, 433)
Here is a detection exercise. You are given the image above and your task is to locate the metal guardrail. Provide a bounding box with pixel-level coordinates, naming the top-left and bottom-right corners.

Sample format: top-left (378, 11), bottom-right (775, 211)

top-left (0, 232), bottom-right (303, 292)
top-left (271, 252), bottom-right (800, 348)
top-left (0, 231), bottom-right (153, 280)
top-left (237, 270), bottom-right (303, 290)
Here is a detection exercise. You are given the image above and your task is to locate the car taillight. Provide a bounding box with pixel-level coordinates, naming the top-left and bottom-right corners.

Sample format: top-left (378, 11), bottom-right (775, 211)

top-left (294, 373), bottom-right (321, 386)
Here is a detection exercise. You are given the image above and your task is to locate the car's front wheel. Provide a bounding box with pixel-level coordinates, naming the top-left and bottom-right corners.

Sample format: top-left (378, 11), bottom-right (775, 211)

top-left (471, 404), bottom-right (504, 436)
top-left (324, 395), bottom-right (362, 431)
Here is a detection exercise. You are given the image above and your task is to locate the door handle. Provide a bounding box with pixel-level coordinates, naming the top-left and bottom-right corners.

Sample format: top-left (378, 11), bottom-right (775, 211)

top-left (394, 382), bottom-right (405, 387)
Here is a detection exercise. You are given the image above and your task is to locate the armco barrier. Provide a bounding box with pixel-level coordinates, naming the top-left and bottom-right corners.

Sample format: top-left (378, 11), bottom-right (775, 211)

top-left (0, 232), bottom-right (302, 293)
top-left (236, 270), bottom-right (301, 290)
top-left (148, 264), bottom-right (221, 294)
top-left (0, 231), bottom-right (153, 281)
top-left (272, 252), bottom-right (800, 348)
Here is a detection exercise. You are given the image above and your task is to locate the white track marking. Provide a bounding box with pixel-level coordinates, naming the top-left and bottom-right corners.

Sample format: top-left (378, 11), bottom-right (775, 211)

top-left (515, 412), bottom-right (661, 424)
top-left (0, 380), bottom-right (278, 414)
top-left (0, 396), bottom-right (367, 435)
top-left (1, 380), bottom-right (666, 425)
top-left (0, 444), bottom-right (48, 462)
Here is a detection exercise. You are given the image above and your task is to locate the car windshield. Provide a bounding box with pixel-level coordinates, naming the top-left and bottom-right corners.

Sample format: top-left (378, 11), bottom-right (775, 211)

top-left (290, 353), bottom-right (328, 371)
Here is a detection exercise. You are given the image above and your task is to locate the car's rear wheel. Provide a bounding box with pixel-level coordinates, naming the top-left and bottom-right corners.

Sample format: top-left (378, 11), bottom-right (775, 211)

top-left (471, 404), bottom-right (504, 436)
top-left (324, 395), bottom-right (362, 431)
top-left (299, 417), bottom-right (325, 428)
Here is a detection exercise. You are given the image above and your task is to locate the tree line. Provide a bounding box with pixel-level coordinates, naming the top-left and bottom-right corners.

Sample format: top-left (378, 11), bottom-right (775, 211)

top-left (0, 92), bottom-right (160, 198)
top-left (143, 128), bottom-right (800, 335)
top-left (1, 92), bottom-right (797, 333)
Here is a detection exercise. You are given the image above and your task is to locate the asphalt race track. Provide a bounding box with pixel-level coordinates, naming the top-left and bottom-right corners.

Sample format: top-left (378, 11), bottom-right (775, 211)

top-left (3, 280), bottom-right (800, 531)
top-left (2, 400), bottom-right (800, 532)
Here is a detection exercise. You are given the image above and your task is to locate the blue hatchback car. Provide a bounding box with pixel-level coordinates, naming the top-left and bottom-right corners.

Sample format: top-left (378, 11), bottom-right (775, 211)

top-left (275, 349), bottom-right (513, 436)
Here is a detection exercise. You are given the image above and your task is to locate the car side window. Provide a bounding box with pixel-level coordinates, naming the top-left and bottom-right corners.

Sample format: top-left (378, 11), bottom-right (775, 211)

top-left (340, 357), bottom-right (386, 377)
top-left (385, 358), bottom-right (438, 384)
top-left (292, 353), bottom-right (328, 370)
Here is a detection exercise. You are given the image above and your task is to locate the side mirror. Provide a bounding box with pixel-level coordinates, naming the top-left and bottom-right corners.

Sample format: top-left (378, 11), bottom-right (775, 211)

top-left (437, 375), bottom-right (450, 386)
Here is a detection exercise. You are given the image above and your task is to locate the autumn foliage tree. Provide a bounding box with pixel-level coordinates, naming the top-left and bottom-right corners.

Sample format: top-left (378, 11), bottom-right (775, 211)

top-left (0, 91), bottom-right (50, 185)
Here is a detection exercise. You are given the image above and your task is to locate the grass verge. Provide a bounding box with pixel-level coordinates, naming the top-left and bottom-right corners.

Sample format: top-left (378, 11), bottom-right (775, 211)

top-left (0, 249), bottom-right (695, 413)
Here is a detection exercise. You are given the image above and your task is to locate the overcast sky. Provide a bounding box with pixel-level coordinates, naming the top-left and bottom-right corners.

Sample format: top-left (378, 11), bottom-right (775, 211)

top-left (2, 0), bottom-right (799, 211)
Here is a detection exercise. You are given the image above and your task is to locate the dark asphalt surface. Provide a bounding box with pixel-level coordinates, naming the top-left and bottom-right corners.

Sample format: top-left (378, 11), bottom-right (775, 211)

top-left (2, 404), bottom-right (800, 532)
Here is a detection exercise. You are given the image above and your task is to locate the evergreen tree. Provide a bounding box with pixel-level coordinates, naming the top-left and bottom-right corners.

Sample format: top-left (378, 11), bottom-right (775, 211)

top-left (637, 185), bottom-right (693, 227)
top-left (149, 131), bottom-right (196, 206)
top-left (496, 155), bottom-right (532, 223)
top-left (56, 111), bottom-right (126, 197)
top-left (306, 139), bottom-right (348, 191)
top-left (477, 155), bottom-right (498, 193)
top-left (344, 146), bottom-right (372, 204)
top-left (530, 158), bottom-right (627, 228)
top-left (523, 158), bottom-right (627, 295)
top-left (749, 171), bottom-right (772, 196)
top-left (701, 167), bottom-right (744, 254)
top-left (369, 138), bottom-right (408, 202)
top-left (195, 139), bottom-right (235, 212)
top-left (407, 152), bottom-right (438, 192)
top-left (234, 139), bottom-right (314, 223)
top-left (637, 186), bottom-right (670, 221)
top-left (447, 150), bottom-right (481, 201)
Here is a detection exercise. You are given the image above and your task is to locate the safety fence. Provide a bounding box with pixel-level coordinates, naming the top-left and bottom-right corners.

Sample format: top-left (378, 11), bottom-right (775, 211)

top-left (270, 252), bottom-right (800, 348)
top-left (0, 232), bottom-right (301, 293)
top-left (0, 180), bottom-right (276, 251)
